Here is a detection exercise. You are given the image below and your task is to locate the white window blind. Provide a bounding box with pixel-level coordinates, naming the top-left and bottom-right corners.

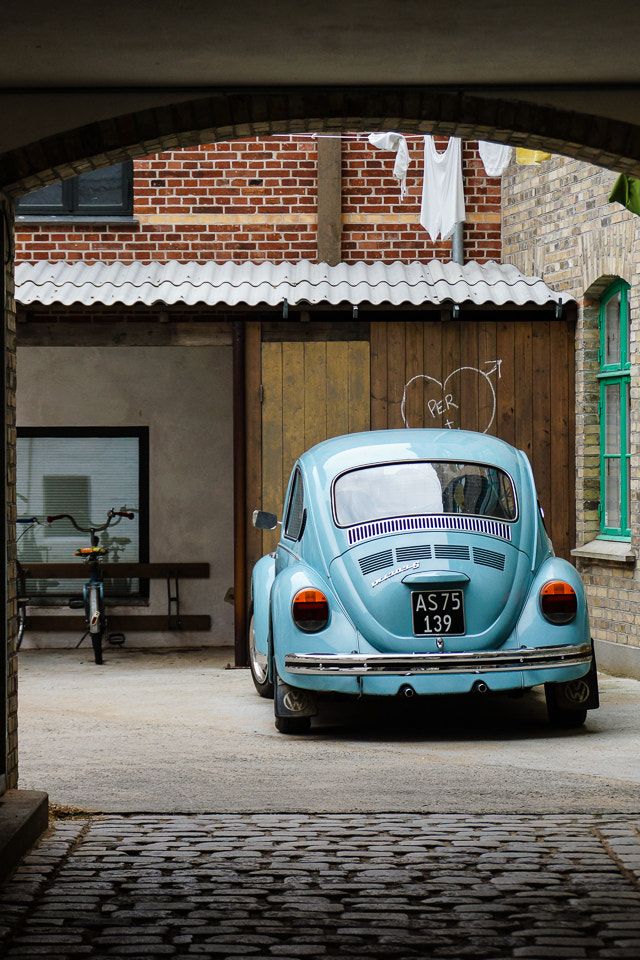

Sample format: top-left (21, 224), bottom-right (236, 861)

top-left (17, 432), bottom-right (146, 599)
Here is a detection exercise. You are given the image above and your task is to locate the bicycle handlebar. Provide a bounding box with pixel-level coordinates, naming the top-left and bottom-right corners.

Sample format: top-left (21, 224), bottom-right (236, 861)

top-left (46, 509), bottom-right (135, 533)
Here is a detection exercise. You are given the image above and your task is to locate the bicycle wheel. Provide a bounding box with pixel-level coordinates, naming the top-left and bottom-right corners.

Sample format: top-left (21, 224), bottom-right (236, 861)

top-left (16, 561), bottom-right (28, 651)
top-left (88, 586), bottom-right (104, 665)
top-left (16, 605), bottom-right (26, 650)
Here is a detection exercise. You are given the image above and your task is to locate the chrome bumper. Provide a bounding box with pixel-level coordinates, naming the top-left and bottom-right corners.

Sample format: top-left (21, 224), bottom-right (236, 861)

top-left (284, 643), bottom-right (593, 676)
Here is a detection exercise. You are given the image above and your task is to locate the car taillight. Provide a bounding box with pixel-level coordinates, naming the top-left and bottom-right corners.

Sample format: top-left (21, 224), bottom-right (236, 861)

top-left (292, 588), bottom-right (329, 632)
top-left (540, 580), bottom-right (577, 624)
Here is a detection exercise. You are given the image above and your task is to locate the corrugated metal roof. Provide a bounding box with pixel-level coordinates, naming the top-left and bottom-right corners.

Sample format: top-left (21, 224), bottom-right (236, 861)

top-left (15, 260), bottom-right (570, 308)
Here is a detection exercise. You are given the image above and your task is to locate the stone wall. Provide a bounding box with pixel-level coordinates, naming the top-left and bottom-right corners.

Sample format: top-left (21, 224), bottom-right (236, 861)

top-left (502, 155), bottom-right (640, 677)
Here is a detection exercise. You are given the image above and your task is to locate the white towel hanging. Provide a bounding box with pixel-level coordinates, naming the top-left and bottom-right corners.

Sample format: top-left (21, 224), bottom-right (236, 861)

top-left (368, 132), bottom-right (410, 199)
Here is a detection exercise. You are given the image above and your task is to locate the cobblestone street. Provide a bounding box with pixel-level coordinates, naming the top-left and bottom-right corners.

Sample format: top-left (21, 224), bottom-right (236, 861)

top-left (2, 813), bottom-right (640, 959)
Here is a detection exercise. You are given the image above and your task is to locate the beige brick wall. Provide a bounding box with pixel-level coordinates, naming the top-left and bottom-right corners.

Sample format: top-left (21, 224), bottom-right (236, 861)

top-left (502, 156), bottom-right (640, 673)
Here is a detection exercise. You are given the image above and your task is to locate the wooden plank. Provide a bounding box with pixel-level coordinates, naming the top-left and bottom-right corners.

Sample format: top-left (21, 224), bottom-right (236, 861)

top-left (369, 321), bottom-right (388, 430)
top-left (531, 321), bottom-right (552, 539)
top-left (404, 321), bottom-right (424, 429)
top-left (281, 341), bottom-right (306, 482)
top-left (386, 321), bottom-right (406, 429)
top-left (316, 138), bottom-right (342, 265)
top-left (17, 322), bottom-right (233, 348)
top-left (459, 320), bottom-right (480, 432)
top-left (326, 340), bottom-right (349, 438)
top-left (25, 615), bottom-right (211, 632)
top-left (440, 322), bottom-right (461, 431)
top-left (549, 319), bottom-right (574, 560)
top-left (496, 322), bottom-right (516, 445)
top-left (566, 316), bottom-right (576, 557)
top-left (514, 321), bottom-right (534, 459)
top-left (348, 341), bottom-right (371, 434)
top-left (260, 341), bottom-right (284, 553)
top-left (477, 320), bottom-right (498, 436)
top-left (244, 320), bottom-right (264, 591)
top-left (422, 321), bottom-right (443, 430)
top-left (22, 563), bottom-right (210, 579)
top-left (304, 341), bottom-right (327, 449)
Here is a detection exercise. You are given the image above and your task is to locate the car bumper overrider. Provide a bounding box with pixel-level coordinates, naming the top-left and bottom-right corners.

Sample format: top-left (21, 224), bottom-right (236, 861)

top-left (284, 642), bottom-right (593, 676)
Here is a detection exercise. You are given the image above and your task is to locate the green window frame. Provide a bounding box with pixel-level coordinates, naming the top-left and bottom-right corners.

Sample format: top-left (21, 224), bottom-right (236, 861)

top-left (599, 279), bottom-right (631, 538)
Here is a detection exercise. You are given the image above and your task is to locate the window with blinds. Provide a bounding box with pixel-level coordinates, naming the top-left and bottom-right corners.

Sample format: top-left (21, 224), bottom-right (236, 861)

top-left (16, 428), bottom-right (149, 600)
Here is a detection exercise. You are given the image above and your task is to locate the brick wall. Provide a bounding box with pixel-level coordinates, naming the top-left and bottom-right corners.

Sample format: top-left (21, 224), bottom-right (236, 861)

top-left (3, 192), bottom-right (18, 788)
top-left (502, 154), bottom-right (640, 676)
top-left (15, 137), bottom-right (501, 264)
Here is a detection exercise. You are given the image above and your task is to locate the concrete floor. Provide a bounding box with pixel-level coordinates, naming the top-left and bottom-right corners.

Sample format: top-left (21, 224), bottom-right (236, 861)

top-left (15, 647), bottom-right (640, 814)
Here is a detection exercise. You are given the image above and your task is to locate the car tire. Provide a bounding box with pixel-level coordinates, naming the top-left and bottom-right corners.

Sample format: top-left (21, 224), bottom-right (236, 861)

top-left (248, 609), bottom-right (274, 699)
top-left (275, 715), bottom-right (311, 734)
top-left (544, 680), bottom-right (588, 728)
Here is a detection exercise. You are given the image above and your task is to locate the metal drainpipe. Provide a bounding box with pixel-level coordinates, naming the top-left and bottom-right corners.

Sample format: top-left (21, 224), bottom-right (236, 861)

top-left (452, 222), bottom-right (464, 265)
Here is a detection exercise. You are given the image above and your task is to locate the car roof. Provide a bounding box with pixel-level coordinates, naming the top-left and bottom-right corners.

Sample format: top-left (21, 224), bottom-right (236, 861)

top-left (298, 429), bottom-right (524, 480)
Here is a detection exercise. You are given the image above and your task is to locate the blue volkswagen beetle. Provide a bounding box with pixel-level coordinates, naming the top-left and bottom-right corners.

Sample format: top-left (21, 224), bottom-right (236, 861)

top-left (250, 429), bottom-right (599, 733)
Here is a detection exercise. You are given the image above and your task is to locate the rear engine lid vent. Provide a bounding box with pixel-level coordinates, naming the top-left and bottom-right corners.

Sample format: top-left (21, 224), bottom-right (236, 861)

top-left (434, 544), bottom-right (471, 560)
top-left (473, 546), bottom-right (506, 570)
top-left (358, 549), bottom-right (394, 575)
top-left (396, 545), bottom-right (432, 562)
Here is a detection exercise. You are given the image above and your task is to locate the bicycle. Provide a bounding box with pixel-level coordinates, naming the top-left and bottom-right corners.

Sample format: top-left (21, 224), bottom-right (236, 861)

top-left (46, 508), bottom-right (135, 664)
top-left (16, 516), bottom-right (45, 650)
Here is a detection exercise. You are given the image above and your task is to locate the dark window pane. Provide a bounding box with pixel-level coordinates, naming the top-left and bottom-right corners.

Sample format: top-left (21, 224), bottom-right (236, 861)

top-left (17, 181), bottom-right (64, 210)
top-left (15, 161), bottom-right (132, 216)
top-left (76, 166), bottom-right (125, 208)
top-left (604, 291), bottom-right (622, 366)
top-left (284, 471), bottom-right (305, 540)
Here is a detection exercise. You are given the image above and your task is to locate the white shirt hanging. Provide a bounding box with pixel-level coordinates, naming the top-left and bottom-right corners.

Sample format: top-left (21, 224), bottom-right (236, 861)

top-left (420, 136), bottom-right (465, 243)
top-left (478, 141), bottom-right (512, 177)
top-left (368, 132), bottom-right (410, 199)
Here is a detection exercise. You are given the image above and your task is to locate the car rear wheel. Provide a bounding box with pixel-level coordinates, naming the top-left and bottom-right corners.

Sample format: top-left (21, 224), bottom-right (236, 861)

top-left (249, 611), bottom-right (274, 699)
top-left (544, 679), bottom-right (589, 728)
top-left (275, 715), bottom-right (311, 734)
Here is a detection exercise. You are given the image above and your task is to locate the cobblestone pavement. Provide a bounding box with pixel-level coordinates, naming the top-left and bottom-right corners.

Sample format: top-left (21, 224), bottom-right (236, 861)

top-left (1, 813), bottom-right (640, 959)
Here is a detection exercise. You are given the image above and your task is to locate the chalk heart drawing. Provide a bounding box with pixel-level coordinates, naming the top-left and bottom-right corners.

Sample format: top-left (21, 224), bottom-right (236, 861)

top-left (401, 361), bottom-right (501, 433)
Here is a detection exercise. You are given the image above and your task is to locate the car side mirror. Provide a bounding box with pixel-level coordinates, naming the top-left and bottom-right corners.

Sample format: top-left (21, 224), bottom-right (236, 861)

top-left (252, 509), bottom-right (279, 530)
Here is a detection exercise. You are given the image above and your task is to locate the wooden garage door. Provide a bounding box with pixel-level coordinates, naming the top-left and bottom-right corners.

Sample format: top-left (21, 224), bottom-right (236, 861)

top-left (370, 318), bottom-right (575, 561)
top-left (260, 340), bottom-right (370, 552)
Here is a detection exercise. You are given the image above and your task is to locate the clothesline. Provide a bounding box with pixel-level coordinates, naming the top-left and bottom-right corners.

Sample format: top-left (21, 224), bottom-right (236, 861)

top-left (275, 132), bottom-right (458, 140)
top-left (269, 133), bottom-right (551, 241)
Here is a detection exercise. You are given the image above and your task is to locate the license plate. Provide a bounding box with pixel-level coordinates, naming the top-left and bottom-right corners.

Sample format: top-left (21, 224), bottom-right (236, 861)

top-left (411, 589), bottom-right (465, 635)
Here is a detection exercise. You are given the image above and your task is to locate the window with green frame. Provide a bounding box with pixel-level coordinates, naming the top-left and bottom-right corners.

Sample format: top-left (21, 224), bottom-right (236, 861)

top-left (599, 279), bottom-right (631, 538)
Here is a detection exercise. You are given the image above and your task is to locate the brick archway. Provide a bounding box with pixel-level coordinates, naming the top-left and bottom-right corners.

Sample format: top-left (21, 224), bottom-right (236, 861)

top-left (5, 82), bottom-right (640, 793)
top-left (3, 86), bottom-right (640, 196)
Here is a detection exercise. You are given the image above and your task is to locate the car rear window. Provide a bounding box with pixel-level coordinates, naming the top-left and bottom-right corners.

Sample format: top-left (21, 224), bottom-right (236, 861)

top-left (333, 461), bottom-right (516, 526)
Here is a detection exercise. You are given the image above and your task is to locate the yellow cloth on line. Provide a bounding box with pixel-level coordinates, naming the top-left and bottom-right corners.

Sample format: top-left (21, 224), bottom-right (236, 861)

top-left (516, 148), bottom-right (551, 165)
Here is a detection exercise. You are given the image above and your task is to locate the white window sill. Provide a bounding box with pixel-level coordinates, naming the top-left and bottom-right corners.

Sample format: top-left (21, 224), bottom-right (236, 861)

top-left (571, 539), bottom-right (636, 564)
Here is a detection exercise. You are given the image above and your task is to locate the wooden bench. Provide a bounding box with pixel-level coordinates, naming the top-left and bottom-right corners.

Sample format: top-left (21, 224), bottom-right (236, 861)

top-left (20, 562), bottom-right (211, 632)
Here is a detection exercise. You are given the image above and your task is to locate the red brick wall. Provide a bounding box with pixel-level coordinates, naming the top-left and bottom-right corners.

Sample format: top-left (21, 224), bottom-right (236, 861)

top-left (15, 137), bottom-right (501, 264)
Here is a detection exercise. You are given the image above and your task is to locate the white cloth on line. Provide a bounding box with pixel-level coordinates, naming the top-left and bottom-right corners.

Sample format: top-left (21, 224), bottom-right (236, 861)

top-left (419, 136), bottom-right (465, 243)
top-left (478, 141), bottom-right (512, 177)
top-left (368, 132), bottom-right (410, 199)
